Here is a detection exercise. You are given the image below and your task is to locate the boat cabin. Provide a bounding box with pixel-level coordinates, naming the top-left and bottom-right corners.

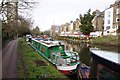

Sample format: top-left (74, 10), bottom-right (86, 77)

top-left (31, 38), bottom-right (65, 59)
top-left (89, 48), bottom-right (120, 79)
top-left (51, 51), bottom-right (79, 66)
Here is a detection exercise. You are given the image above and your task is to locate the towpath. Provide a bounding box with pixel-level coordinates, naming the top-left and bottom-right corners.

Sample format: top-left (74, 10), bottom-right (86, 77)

top-left (2, 38), bottom-right (19, 79)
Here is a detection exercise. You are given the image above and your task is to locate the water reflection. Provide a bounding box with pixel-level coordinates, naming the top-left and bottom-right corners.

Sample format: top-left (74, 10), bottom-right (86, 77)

top-left (63, 41), bottom-right (92, 66)
top-left (62, 41), bottom-right (119, 67)
top-left (92, 44), bottom-right (119, 53)
top-left (79, 47), bottom-right (92, 66)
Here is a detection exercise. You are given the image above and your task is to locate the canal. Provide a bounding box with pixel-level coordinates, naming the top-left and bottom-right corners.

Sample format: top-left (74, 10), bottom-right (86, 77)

top-left (59, 40), bottom-right (119, 79)
top-left (62, 41), bottom-right (119, 66)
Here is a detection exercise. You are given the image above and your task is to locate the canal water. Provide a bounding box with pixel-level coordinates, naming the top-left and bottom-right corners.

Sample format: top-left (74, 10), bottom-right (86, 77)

top-left (60, 41), bottom-right (119, 80)
top-left (62, 41), bottom-right (119, 66)
top-left (55, 41), bottom-right (120, 80)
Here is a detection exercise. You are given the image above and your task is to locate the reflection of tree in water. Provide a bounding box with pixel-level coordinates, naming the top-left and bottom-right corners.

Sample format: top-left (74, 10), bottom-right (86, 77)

top-left (64, 42), bottom-right (92, 66)
top-left (93, 44), bottom-right (119, 53)
top-left (73, 47), bottom-right (75, 51)
top-left (66, 45), bottom-right (68, 50)
top-left (63, 41), bottom-right (119, 69)
top-left (79, 47), bottom-right (92, 66)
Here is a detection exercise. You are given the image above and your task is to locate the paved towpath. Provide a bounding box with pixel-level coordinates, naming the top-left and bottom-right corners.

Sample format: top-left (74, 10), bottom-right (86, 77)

top-left (2, 38), bottom-right (19, 78)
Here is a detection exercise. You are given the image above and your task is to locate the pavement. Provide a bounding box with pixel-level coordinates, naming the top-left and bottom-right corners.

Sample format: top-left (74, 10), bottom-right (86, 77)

top-left (2, 38), bottom-right (19, 79)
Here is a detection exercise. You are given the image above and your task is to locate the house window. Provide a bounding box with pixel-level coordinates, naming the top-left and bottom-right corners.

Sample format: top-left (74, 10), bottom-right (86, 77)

top-left (106, 26), bottom-right (110, 30)
top-left (66, 27), bottom-right (68, 31)
top-left (108, 12), bottom-right (110, 17)
top-left (107, 20), bottom-right (110, 24)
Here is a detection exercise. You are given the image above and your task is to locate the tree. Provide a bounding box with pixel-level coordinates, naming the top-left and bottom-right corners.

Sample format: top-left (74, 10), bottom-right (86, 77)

top-left (43, 30), bottom-right (50, 37)
top-left (79, 9), bottom-right (94, 35)
top-left (1, 0), bottom-right (37, 41)
top-left (31, 26), bottom-right (40, 36)
top-left (18, 16), bottom-right (32, 36)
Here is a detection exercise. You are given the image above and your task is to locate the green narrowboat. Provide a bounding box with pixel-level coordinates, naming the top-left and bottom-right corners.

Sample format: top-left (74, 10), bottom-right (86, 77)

top-left (29, 38), bottom-right (80, 75)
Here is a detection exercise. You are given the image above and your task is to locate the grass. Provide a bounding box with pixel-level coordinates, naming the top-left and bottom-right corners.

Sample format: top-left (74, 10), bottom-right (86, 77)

top-left (93, 35), bottom-right (119, 45)
top-left (17, 38), bottom-right (68, 79)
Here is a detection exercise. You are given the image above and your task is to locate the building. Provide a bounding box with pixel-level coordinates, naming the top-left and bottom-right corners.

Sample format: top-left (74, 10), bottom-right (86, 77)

top-left (103, 0), bottom-right (120, 36)
top-left (50, 25), bottom-right (60, 38)
top-left (104, 6), bottom-right (114, 35)
top-left (60, 19), bottom-right (81, 36)
top-left (114, 0), bottom-right (120, 33)
top-left (69, 21), bottom-right (74, 34)
top-left (92, 10), bottom-right (104, 32)
top-left (60, 24), bottom-right (67, 36)
top-left (73, 18), bottom-right (81, 34)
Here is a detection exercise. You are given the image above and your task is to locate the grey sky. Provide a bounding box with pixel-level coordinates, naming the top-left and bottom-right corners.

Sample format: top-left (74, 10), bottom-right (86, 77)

top-left (32, 0), bottom-right (115, 31)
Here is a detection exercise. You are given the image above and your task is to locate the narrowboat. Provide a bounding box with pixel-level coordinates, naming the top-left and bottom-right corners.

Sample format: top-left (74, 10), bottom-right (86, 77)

top-left (26, 34), bottom-right (32, 44)
top-left (77, 48), bottom-right (120, 79)
top-left (29, 38), bottom-right (80, 75)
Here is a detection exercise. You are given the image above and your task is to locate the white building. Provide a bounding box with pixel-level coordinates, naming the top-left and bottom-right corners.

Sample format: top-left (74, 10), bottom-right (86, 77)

top-left (104, 7), bottom-right (115, 35)
top-left (116, 0), bottom-right (120, 33)
top-left (104, 0), bottom-right (120, 36)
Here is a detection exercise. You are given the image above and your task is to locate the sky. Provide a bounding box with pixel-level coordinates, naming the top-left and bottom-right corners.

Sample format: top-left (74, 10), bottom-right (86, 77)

top-left (32, 0), bottom-right (115, 31)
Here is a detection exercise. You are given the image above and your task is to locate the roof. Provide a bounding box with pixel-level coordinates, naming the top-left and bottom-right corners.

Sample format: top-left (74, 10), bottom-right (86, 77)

top-left (32, 38), bottom-right (63, 47)
top-left (90, 48), bottom-right (120, 65)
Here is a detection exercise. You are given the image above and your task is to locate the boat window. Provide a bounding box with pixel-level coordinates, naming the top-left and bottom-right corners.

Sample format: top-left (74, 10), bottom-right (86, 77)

top-left (97, 64), bottom-right (120, 79)
top-left (51, 54), bottom-right (56, 61)
top-left (55, 52), bottom-right (61, 56)
top-left (56, 57), bottom-right (64, 66)
top-left (38, 44), bottom-right (40, 50)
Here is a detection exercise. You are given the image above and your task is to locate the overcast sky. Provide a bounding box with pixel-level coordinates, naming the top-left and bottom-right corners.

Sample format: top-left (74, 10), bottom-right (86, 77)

top-left (32, 0), bottom-right (115, 31)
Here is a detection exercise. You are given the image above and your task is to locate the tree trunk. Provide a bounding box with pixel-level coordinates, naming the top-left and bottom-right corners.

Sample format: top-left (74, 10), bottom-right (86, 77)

top-left (15, 0), bottom-right (18, 38)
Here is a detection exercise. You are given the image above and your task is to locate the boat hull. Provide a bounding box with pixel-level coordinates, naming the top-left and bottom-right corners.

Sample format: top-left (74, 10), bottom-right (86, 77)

top-left (57, 63), bottom-right (79, 75)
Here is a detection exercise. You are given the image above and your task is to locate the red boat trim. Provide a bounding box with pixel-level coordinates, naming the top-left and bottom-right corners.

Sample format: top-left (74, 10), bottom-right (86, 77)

top-left (60, 70), bottom-right (72, 75)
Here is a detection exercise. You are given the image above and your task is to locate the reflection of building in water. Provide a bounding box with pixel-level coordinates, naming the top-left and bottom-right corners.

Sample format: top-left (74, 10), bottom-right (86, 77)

top-left (66, 45), bottom-right (68, 50)
top-left (69, 44), bottom-right (74, 51)
top-left (65, 43), bottom-right (73, 51)
top-left (63, 41), bottom-right (119, 68)
top-left (64, 42), bottom-right (81, 53)
top-left (73, 47), bottom-right (76, 51)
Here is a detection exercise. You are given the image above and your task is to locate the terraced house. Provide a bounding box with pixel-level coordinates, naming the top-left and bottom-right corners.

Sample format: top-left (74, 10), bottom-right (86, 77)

top-left (59, 19), bottom-right (81, 37)
top-left (104, 0), bottom-right (120, 36)
top-left (91, 10), bottom-right (104, 36)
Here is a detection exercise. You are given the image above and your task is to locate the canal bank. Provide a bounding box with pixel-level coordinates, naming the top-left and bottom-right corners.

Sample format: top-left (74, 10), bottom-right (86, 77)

top-left (91, 35), bottom-right (119, 47)
top-left (57, 35), bottom-right (119, 47)
top-left (17, 38), bottom-right (69, 79)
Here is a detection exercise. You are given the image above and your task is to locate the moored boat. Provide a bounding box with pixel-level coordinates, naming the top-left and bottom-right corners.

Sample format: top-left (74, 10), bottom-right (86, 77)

top-left (89, 48), bottom-right (120, 78)
top-left (77, 48), bottom-right (120, 79)
top-left (29, 38), bottom-right (80, 75)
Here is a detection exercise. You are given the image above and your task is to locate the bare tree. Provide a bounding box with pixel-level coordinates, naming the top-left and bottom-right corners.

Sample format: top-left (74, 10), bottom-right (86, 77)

top-left (0, 0), bottom-right (38, 22)
top-left (1, 0), bottom-right (38, 40)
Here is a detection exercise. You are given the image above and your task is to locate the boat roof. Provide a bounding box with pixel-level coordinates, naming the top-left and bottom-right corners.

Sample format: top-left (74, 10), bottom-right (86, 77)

top-left (32, 38), bottom-right (63, 47)
top-left (90, 48), bottom-right (120, 65)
